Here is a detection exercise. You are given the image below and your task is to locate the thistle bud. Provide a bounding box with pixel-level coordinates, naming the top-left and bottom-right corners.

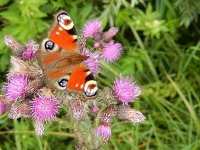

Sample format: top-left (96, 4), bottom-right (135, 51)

top-left (116, 105), bottom-right (146, 125)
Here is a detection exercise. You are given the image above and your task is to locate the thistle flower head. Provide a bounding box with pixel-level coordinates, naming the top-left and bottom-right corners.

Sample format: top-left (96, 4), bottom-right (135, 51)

top-left (34, 121), bottom-right (45, 137)
top-left (117, 105), bottom-right (146, 125)
top-left (10, 57), bottom-right (28, 75)
top-left (69, 100), bottom-right (84, 120)
top-left (31, 95), bottom-right (59, 122)
top-left (8, 103), bottom-right (21, 119)
top-left (81, 49), bottom-right (100, 74)
top-left (100, 106), bottom-right (115, 124)
top-left (0, 101), bottom-right (5, 115)
top-left (4, 35), bottom-right (23, 52)
top-left (22, 48), bottom-right (36, 60)
top-left (96, 124), bottom-right (111, 141)
top-left (113, 75), bottom-right (141, 105)
top-left (22, 40), bottom-right (39, 60)
top-left (9, 57), bottom-right (42, 78)
top-left (102, 42), bottom-right (122, 62)
top-left (4, 74), bottom-right (28, 101)
top-left (103, 27), bottom-right (119, 42)
top-left (26, 40), bottom-right (39, 51)
top-left (8, 100), bottom-right (31, 119)
top-left (82, 20), bottom-right (102, 37)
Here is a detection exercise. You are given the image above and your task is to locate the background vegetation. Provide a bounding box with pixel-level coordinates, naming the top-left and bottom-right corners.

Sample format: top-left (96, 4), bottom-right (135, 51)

top-left (0, 0), bottom-right (200, 149)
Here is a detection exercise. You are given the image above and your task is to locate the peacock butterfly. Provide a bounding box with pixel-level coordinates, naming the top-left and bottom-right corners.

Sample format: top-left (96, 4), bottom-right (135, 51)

top-left (37, 10), bottom-right (97, 98)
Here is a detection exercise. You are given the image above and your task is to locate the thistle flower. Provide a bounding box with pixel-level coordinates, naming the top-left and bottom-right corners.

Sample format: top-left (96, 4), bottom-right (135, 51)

top-left (31, 96), bottom-right (59, 122)
top-left (4, 74), bottom-right (28, 101)
top-left (69, 100), bottom-right (84, 120)
top-left (4, 35), bottom-right (23, 53)
top-left (22, 48), bottom-right (36, 60)
top-left (8, 100), bottom-right (31, 119)
top-left (8, 103), bottom-right (21, 119)
top-left (81, 49), bottom-right (100, 74)
top-left (10, 57), bottom-right (42, 78)
top-left (82, 20), bottom-right (101, 37)
top-left (0, 101), bottom-right (5, 115)
top-left (100, 106), bottom-right (115, 124)
top-left (113, 75), bottom-right (141, 105)
top-left (102, 42), bottom-right (122, 62)
top-left (116, 105), bottom-right (146, 125)
top-left (26, 40), bottom-right (39, 52)
top-left (22, 40), bottom-right (39, 60)
top-left (96, 124), bottom-right (111, 141)
top-left (34, 121), bottom-right (45, 137)
top-left (102, 27), bottom-right (119, 42)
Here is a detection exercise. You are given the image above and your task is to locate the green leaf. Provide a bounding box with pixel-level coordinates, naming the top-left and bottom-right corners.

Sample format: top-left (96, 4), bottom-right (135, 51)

top-left (0, 0), bottom-right (9, 6)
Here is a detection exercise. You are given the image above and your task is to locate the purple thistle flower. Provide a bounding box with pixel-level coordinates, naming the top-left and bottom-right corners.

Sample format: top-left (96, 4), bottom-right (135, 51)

top-left (4, 74), bottom-right (28, 101)
top-left (69, 100), bottom-right (84, 120)
top-left (34, 121), bottom-right (45, 137)
top-left (4, 35), bottom-right (23, 52)
top-left (22, 40), bottom-right (39, 60)
top-left (96, 124), bottom-right (111, 141)
top-left (22, 48), bottom-right (36, 60)
top-left (81, 49), bottom-right (100, 74)
top-left (82, 20), bottom-right (101, 37)
top-left (113, 75), bottom-right (141, 105)
top-left (0, 101), bottom-right (5, 115)
top-left (26, 40), bottom-right (39, 51)
top-left (31, 96), bottom-right (59, 122)
top-left (102, 42), bottom-right (122, 62)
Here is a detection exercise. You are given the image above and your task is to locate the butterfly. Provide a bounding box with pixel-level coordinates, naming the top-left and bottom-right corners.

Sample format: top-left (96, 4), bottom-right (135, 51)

top-left (37, 10), bottom-right (98, 98)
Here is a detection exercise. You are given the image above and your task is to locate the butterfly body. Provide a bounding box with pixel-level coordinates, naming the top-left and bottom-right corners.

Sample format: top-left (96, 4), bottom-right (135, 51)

top-left (37, 10), bottom-right (97, 98)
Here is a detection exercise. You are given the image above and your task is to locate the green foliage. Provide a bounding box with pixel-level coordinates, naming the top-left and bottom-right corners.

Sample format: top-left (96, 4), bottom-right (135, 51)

top-left (175, 0), bottom-right (200, 27)
top-left (0, 0), bottom-right (200, 149)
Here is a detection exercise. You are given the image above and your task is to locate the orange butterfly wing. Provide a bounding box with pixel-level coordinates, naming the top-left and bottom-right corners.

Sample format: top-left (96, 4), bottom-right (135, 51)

top-left (49, 10), bottom-right (78, 52)
top-left (37, 10), bottom-right (97, 97)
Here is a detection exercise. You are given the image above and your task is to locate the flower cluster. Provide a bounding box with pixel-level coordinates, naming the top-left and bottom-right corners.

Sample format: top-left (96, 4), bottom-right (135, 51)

top-left (81, 19), bottom-right (123, 74)
top-left (1, 36), bottom-right (59, 136)
top-left (81, 20), bottom-right (145, 142)
top-left (113, 75), bottom-right (142, 105)
top-left (0, 15), bottom-right (145, 149)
